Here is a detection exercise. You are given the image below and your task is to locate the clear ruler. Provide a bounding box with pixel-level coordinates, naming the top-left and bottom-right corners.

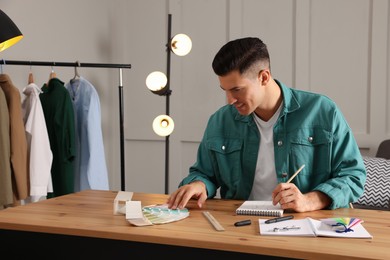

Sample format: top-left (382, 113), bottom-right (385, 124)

top-left (203, 211), bottom-right (225, 231)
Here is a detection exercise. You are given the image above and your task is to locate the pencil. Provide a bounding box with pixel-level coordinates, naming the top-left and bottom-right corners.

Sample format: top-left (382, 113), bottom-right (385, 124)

top-left (286, 164), bottom-right (305, 183)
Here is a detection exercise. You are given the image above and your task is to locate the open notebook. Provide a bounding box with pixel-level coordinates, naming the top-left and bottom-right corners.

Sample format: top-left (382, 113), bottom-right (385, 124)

top-left (259, 217), bottom-right (372, 238)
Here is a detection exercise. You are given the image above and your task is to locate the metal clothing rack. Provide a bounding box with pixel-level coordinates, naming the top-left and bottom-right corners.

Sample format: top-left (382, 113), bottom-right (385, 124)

top-left (0, 59), bottom-right (131, 191)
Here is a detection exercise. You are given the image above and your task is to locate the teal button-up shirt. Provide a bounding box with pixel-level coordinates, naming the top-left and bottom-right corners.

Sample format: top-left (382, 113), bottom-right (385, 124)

top-left (180, 80), bottom-right (366, 209)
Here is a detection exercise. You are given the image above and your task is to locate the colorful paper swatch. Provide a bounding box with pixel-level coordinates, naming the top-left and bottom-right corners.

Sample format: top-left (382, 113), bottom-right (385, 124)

top-left (142, 204), bottom-right (189, 224)
top-left (320, 217), bottom-right (364, 233)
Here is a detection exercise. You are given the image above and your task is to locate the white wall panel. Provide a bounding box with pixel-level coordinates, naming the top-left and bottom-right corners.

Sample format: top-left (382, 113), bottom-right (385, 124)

top-left (239, 0), bottom-right (295, 86)
top-left (169, 0), bottom-right (228, 192)
top-left (309, 0), bottom-right (370, 138)
top-left (364, 0), bottom-right (390, 153)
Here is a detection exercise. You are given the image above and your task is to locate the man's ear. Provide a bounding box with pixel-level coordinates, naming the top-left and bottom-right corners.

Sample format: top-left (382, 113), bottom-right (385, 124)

top-left (258, 69), bottom-right (270, 85)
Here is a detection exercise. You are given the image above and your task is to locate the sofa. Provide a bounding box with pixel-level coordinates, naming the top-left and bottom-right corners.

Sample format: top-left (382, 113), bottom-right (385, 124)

top-left (352, 156), bottom-right (390, 210)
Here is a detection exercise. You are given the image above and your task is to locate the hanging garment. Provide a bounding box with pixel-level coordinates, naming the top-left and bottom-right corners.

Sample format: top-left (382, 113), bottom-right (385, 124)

top-left (22, 83), bottom-right (53, 202)
top-left (0, 87), bottom-right (13, 207)
top-left (0, 74), bottom-right (29, 202)
top-left (40, 78), bottom-right (76, 197)
top-left (65, 77), bottom-right (109, 191)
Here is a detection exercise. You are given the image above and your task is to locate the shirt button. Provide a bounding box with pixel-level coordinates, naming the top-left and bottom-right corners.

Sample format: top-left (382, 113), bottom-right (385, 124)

top-left (222, 145), bottom-right (225, 150)
top-left (308, 136), bottom-right (313, 142)
top-left (282, 173), bottom-right (288, 178)
top-left (277, 140), bottom-right (283, 146)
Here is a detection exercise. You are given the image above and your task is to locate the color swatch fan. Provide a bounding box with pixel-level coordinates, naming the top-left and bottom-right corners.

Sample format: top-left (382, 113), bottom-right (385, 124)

top-left (126, 202), bottom-right (189, 226)
top-left (142, 204), bottom-right (189, 224)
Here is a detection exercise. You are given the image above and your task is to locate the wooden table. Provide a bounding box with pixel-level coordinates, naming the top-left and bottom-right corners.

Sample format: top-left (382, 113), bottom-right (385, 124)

top-left (0, 190), bottom-right (389, 259)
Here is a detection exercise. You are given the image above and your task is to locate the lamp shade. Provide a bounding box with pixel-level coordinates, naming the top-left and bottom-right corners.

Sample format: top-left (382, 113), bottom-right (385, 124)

top-left (0, 9), bottom-right (23, 52)
top-left (170, 33), bottom-right (192, 56)
top-left (146, 71), bottom-right (169, 95)
top-left (152, 115), bottom-right (174, 136)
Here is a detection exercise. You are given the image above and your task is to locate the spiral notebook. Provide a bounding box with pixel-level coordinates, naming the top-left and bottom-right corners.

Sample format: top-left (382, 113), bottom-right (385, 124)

top-left (236, 201), bottom-right (284, 217)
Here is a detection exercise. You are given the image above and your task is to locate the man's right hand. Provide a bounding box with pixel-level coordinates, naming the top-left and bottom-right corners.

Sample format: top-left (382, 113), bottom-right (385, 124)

top-left (167, 181), bottom-right (207, 209)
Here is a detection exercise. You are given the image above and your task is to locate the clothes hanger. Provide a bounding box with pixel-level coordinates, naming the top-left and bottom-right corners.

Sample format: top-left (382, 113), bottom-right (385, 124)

top-left (28, 63), bottom-right (34, 84)
top-left (71, 61), bottom-right (80, 82)
top-left (49, 65), bottom-right (56, 79)
top-left (47, 64), bottom-right (56, 85)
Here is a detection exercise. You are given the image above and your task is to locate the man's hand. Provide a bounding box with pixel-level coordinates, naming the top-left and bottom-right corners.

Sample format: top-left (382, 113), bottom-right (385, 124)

top-left (272, 183), bottom-right (331, 212)
top-left (167, 181), bottom-right (207, 209)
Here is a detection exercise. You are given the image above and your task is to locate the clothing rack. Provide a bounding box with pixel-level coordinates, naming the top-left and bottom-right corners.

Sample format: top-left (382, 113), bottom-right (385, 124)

top-left (0, 59), bottom-right (131, 191)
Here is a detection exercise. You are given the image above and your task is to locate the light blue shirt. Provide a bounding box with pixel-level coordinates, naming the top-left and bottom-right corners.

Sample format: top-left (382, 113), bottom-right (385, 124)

top-left (65, 77), bottom-right (109, 191)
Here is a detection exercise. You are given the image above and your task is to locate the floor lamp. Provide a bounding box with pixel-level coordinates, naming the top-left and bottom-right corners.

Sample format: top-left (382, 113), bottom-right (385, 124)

top-left (146, 13), bottom-right (192, 194)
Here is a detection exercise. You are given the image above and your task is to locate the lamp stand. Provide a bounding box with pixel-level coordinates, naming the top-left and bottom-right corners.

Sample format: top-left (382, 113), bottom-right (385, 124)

top-left (164, 14), bottom-right (173, 194)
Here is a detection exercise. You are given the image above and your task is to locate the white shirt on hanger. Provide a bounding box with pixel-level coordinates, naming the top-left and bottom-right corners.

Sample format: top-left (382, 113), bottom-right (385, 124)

top-left (22, 83), bottom-right (53, 202)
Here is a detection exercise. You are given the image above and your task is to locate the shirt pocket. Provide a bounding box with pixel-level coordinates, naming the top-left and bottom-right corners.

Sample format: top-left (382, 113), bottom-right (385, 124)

top-left (207, 138), bottom-right (243, 182)
top-left (288, 128), bottom-right (332, 191)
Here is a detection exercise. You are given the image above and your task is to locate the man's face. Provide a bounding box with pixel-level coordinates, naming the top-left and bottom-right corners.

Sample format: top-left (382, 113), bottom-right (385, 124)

top-left (218, 70), bottom-right (263, 116)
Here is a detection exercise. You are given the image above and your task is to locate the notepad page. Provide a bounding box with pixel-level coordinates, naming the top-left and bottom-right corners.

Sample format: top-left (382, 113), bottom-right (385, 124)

top-left (308, 218), bottom-right (373, 238)
top-left (259, 218), bottom-right (316, 236)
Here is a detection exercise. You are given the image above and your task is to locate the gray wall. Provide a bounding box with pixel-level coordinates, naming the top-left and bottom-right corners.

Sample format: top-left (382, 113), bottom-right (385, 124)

top-left (2, 0), bottom-right (390, 195)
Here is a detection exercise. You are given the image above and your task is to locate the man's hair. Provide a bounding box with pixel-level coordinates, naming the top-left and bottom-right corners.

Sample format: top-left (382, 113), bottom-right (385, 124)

top-left (212, 37), bottom-right (270, 77)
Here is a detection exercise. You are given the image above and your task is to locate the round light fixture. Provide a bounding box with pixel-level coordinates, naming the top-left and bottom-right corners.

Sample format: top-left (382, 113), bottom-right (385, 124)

top-left (146, 71), bottom-right (168, 94)
top-left (170, 33), bottom-right (192, 56)
top-left (152, 115), bottom-right (175, 136)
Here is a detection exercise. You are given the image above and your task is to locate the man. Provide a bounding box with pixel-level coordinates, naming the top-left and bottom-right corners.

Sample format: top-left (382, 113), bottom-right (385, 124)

top-left (167, 37), bottom-right (366, 212)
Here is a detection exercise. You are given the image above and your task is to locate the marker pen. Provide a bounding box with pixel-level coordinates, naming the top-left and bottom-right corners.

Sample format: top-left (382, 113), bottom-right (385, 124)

top-left (264, 215), bottom-right (294, 224)
top-left (234, 219), bottom-right (252, 227)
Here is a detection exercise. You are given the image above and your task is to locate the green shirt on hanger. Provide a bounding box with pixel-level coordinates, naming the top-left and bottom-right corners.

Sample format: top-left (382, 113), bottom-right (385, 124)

top-left (40, 78), bottom-right (76, 197)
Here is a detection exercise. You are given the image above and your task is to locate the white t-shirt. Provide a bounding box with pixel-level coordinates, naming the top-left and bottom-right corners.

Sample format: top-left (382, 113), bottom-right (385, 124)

top-left (249, 103), bottom-right (283, 200)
